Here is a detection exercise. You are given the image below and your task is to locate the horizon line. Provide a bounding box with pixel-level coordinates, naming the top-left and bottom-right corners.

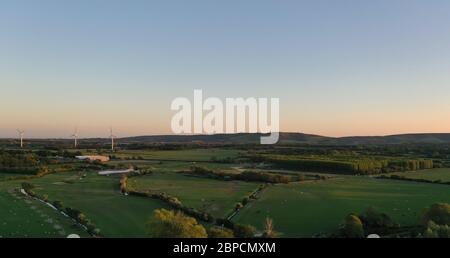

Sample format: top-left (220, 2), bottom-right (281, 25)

top-left (1, 131), bottom-right (450, 140)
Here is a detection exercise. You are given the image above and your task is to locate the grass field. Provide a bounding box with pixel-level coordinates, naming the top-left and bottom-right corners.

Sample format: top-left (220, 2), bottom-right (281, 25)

top-left (233, 177), bottom-right (450, 237)
top-left (0, 183), bottom-right (88, 238)
top-left (0, 173), bottom-right (23, 180)
top-left (2, 147), bottom-right (450, 238)
top-left (110, 160), bottom-right (240, 171)
top-left (128, 172), bottom-right (261, 218)
top-left (387, 168), bottom-right (450, 183)
top-left (91, 149), bottom-right (240, 162)
top-left (1, 171), bottom-right (169, 237)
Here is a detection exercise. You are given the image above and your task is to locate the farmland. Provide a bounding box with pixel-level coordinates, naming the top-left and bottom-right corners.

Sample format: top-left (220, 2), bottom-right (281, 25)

top-left (1, 143), bottom-right (450, 238)
top-left (386, 168), bottom-right (450, 183)
top-left (127, 172), bottom-right (261, 218)
top-left (89, 149), bottom-right (240, 162)
top-left (24, 171), bottom-right (169, 237)
top-left (0, 182), bottom-right (88, 238)
top-left (233, 176), bottom-right (450, 237)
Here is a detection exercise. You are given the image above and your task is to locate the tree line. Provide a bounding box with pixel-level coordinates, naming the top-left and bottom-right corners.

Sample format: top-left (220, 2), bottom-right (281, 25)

top-left (246, 154), bottom-right (434, 175)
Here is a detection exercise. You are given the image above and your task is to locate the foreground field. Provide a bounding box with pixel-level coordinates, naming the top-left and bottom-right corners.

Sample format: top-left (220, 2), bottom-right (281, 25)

top-left (128, 172), bottom-right (261, 218)
top-left (0, 183), bottom-right (88, 238)
top-left (387, 168), bottom-right (450, 183)
top-left (4, 171), bottom-right (169, 237)
top-left (233, 177), bottom-right (450, 237)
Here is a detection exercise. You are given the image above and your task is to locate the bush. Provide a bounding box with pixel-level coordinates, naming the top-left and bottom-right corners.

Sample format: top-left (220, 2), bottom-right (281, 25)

top-left (233, 224), bottom-right (256, 238)
top-left (359, 207), bottom-right (396, 234)
top-left (21, 182), bottom-right (35, 191)
top-left (53, 201), bottom-right (63, 210)
top-left (421, 203), bottom-right (450, 226)
top-left (342, 214), bottom-right (364, 238)
top-left (424, 221), bottom-right (450, 238)
top-left (208, 227), bottom-right (234, 238)
top-left (146, 209), bottom-right (207, 238)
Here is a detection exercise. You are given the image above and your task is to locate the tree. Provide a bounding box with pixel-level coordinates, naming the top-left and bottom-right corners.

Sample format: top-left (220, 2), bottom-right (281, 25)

top-left (359, 207), bottom-right (396, 234)
top-left (424, 221), bottom-right (450, 238)
top-left (233, 224), bottom-right (256, 238)
top-left (208, 226), bottom-right (234, 238)
top-left (342, 214), bottom-right (364, 238)
top-left (421, 203), bottom-right (450, 226)
top-left (263, 217), bottom-right (278, 238)
top-left (146, 209), bottom-right (207, 238)
top-left (53, 200), bottom-right (63, 210)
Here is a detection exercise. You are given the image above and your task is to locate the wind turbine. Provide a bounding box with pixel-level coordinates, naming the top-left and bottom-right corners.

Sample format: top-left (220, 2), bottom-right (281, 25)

top-left (110, 127), bottom-right (116, 151)
top-left (71, 127), bottom-right (79, 148)
top-left (17, 129), bottom-right (25, 148)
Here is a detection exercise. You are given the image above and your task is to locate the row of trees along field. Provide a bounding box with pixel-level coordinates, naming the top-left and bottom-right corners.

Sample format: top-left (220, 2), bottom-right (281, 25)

top-left (249, 155), bottom-right (434, 175)
top-left (0, 150), bottom-right (43, 175)
top-left (0, 150), bottom-right (39, 167)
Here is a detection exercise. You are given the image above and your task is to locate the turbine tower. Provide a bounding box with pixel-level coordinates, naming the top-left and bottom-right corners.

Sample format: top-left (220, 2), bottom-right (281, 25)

top-left (17, 129), bottom-right (25, 148)
top-left (110, 127), bottom-right (116, 151)
top-left (71, 127), bottom-right (79, 148)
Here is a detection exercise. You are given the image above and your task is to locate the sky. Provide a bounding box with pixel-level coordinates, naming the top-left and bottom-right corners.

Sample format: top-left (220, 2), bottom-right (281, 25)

top-left (1, 0), bottom-right (450, 138)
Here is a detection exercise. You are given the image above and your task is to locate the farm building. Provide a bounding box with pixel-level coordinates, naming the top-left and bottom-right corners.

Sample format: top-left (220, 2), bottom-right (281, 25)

top-left (75, 155), bottom-right (110, 162)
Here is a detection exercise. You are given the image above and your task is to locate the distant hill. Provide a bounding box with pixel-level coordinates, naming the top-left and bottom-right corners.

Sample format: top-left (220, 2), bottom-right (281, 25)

top-left (120, 133), bottom-right (450, 145)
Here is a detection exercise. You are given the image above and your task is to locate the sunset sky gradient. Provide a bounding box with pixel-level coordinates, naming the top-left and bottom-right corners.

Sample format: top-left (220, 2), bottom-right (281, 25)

top-left (1, 0), bottom-right (450, 138)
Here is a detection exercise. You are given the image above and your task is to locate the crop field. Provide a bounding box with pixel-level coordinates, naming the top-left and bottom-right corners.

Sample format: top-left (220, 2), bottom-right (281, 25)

top-left (233, 177), bottom-right (450, 237)
top-left (0, 183), bottom-right (88, 238)
top-left (387, 168), bottom-right (450, 183)
top-left (127, 172), bottom-right (261, 218)
top-left (2, 171), bottom-right (169, 237)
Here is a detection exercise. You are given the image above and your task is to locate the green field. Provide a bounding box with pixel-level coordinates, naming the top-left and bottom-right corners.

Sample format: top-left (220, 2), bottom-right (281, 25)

top-left (128, 172), bottom-right (261, 218)
top-left (0, 173), bottom-right (23, 180)
top-left (233, 177), bottom-right (450, 237)
top-left (110, 160), bottom-right (240, 171)
top-left (2, 147), bottom-right (450, 238)
top-left (0, 184), bottom-right (88, 238)
top-left (97, 149), bottom-right (240, 162)
top-left (1, 171), bottom-right (169, 237)
top-left (387, 168), bottom-right (450, 183)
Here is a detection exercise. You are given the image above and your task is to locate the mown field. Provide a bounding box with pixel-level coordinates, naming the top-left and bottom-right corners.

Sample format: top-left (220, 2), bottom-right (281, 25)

top-left (1, 171), bottom-right (169, 237)
top-left (0, 182), bottom-right (88, 238)
top-left (233, 177), bottom-right (450, 237)
top-left (127, 172), bottom-right (261, 218)
top-left (387, 168), bottom-right (450, 183)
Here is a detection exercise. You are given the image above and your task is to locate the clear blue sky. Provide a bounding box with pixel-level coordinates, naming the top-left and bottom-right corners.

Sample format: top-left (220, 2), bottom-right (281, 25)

top-left (1, 0), bottom-right (450, 138)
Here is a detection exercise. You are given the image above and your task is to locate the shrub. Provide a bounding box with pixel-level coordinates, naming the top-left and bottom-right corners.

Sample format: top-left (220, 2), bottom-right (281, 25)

top-left (421, 203), bottom-right (450, 226)
top-left (208, 227), bottom-right (234, 238)
top-left (359, 207), bottom-right (396, 234)
top-left (146, 209), bottom-right (207, 238)
top-left (53, 200), bottom-right (63, 210)
top-left (342, 214), bottom-right (364, 238)
top-left (424, 221), bottom-right (450, 238)
top-left (233, 224), bottom-right (256, 238)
